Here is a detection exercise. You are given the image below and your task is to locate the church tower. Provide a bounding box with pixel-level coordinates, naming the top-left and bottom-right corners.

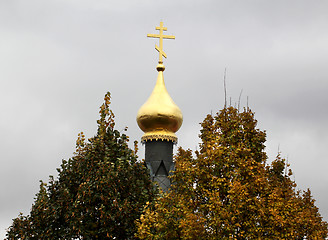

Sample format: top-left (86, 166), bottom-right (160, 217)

top-left (136, 22), bottom-right (183, 192)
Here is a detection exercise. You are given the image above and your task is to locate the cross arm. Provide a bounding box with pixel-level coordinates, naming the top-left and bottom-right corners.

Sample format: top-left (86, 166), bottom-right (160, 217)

top-left (147, 34), bottom-right (175, 39)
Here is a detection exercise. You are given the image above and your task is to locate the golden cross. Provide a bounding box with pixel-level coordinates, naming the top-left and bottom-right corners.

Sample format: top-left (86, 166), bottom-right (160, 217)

top-left (147, 22), bottom-right (175, 64)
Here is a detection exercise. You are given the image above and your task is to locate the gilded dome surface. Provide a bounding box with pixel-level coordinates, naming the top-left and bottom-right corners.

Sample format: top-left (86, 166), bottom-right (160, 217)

top-left (137, 64), bottom-right (183, 143)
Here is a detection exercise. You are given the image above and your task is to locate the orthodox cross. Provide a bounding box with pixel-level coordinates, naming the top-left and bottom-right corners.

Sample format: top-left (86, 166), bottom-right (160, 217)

top-left (147, 22), bottom-right (175, 64)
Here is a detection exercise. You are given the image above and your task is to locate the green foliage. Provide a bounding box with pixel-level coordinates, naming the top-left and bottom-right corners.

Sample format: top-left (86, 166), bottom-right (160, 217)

top-left (136, 107), bottom-right (328, 239)
top-left (6, 92), bottom-right (157, 240)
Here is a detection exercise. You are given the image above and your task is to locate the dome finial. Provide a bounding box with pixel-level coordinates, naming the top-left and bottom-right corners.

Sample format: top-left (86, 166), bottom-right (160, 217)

top-left (147, 21), bottom-right (175, 66)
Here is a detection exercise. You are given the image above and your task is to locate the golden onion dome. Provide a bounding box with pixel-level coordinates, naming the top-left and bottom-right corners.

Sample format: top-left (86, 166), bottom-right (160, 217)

top-left (137, 63), bottom-right (183, 143)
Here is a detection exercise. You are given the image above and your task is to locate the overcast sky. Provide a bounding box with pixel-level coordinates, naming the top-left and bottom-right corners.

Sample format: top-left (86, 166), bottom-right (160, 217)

top-left (1, 0), bottom-right (328, 237)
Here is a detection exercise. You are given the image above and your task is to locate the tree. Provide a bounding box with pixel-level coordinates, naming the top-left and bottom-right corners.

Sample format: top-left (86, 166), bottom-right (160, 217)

top-left (136, 107), bottom-right (328, 239)
top-left (6, 92), bottom-right (157, 240)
